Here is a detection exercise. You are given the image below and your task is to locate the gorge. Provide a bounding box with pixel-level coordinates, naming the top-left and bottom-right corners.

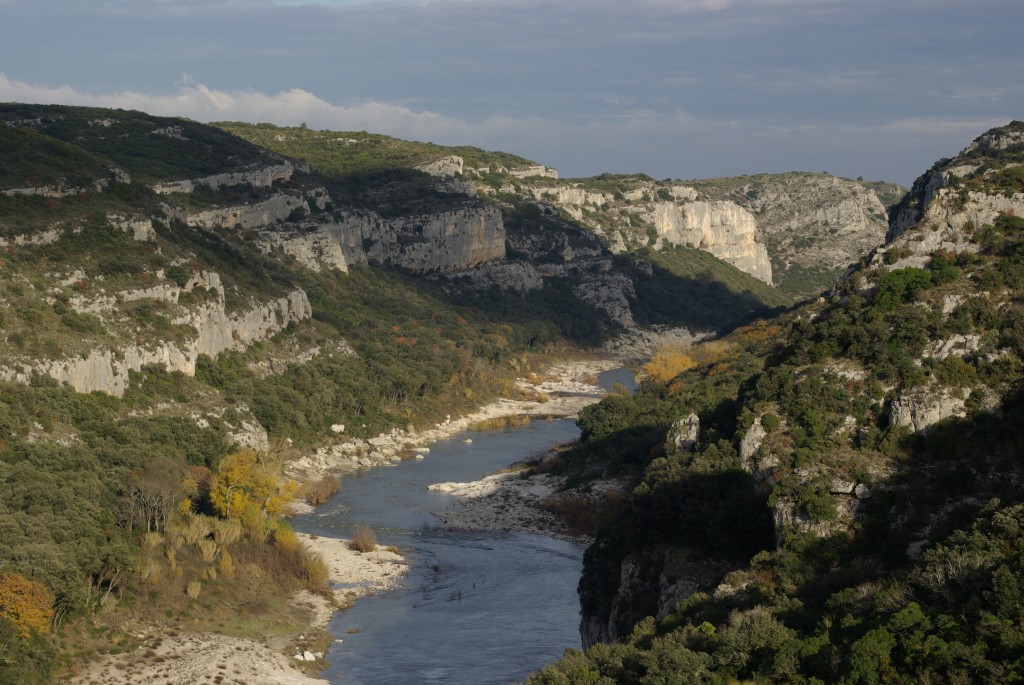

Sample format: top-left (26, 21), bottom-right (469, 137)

top-left (2, 104), bottom-right (1023, 685)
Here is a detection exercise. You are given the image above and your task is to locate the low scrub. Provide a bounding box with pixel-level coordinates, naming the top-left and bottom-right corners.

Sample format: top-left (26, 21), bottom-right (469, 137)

top-left (304, 476), bottom-right (340, 506)
top-left (348, 524), bottom-right (377, 553)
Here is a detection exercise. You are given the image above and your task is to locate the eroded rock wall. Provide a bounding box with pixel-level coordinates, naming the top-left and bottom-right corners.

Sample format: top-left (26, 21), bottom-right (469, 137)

top-left (0, 286), bottom-right (312, 396)
top-left (647, 201), bottom-right (773, 284)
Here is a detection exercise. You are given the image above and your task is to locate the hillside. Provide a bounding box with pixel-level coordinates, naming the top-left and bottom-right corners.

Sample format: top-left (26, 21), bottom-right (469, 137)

top-left (0, 103), bottom-right (796, 681)
top-left (690, 172), bottom-right (905, 297)
top-left (220, 123), bottom-right (898, 301)
top-left (528, 122), bottom-right (1024, 684)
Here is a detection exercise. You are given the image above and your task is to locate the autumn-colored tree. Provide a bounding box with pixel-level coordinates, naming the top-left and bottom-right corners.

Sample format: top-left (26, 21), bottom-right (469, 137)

top-left (0, 572), bottom-right (55, 637)
top-left (208, 450), bottom-right (298, 521)
top-left (642, 346), bottom-right (697, 382)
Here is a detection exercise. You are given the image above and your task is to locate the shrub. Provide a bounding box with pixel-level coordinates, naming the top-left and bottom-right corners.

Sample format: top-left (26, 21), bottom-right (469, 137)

top-left (348, 524), bottom-right (377, 553)
top-left (641, 345), bottom-right (699, 383)
top-left (273, 524), bottom-right (301, 554)
top-left (0, 572), bottom-right (55, 637)
top-left (305, 555), bottom-right (330, 589)
top-left (186, 581), bottom-right (201, 599)
top-left (304, 475), bottom-right (339, 506)
top-left (874, 267), bottom-right (933, 310)
top-left (197, 539), bottom-right (218, 563)
top-left (180, 516), bottom-right (211, 545)
top-left (934, 355), bottom-right (977, 387)
top-left (761, 412), bottom-right (781, 433)
top-left (217, 550), bottom-right (236, 580)
top-left (212, 518), bottom-right (242, 547)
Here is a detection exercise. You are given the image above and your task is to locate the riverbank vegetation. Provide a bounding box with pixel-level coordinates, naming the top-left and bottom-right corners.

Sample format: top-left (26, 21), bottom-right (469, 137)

top-left (529, 207), bottom-right (1024, 683)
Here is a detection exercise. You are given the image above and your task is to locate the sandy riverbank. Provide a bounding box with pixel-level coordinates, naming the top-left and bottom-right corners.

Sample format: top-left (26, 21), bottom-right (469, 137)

top-left (428, 470), bottom-right (631, 544)
top-left (286, 357), bottom-right (621, 486)
top-left (69, 534), bottom-right (406, 685)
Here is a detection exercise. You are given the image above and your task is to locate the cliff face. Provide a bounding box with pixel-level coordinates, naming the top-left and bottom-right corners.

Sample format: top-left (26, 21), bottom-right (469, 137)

top-left (0, 278), bottom-right (312, 396)
top-left (160, 170), bottom-right (504, 274)
top-left (646, 201), bottom-right (773, 284)
top-left (329, 204), bottom-right (506, 273)
top-left (691, 172), bottom-right (903, 296)
top-left (152, 160), bottom-right (303, 195)
top-left (512, 177), bottom-right (775, 284)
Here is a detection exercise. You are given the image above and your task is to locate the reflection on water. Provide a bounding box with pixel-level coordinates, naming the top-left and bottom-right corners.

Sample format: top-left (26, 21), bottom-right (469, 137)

top-left (293, 419), bottom-right (586, 685)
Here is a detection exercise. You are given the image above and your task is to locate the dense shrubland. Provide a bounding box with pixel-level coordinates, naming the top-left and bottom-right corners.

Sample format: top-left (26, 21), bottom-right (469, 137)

top-left (530, 206), bottom-right (1024, 683)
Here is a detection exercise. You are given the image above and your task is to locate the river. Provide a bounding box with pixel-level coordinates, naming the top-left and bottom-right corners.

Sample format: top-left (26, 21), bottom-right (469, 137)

top-left (293, 368), bottom-right (634, 685)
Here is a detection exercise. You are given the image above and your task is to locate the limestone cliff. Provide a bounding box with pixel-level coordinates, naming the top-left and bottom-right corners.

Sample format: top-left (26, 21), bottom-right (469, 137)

top-left (0, 275), bottom-right (312, 396)
top-left (644, 201), bottom-right (773, 284)
top-left (256, 224), bottom-right (348, 273)
top-left (888, 121), bottom-right (1024, 242)
top-left (329, 204), bottom-right (506, 273)
top-left (511, 177), bottom-right (774, 284)
top-left (1, 169), bottom-right (131, 199)
top-left (165, 187), bottom-right (329, 231)
top-left (691, 172), bottom-right (903, 296)
top-left (160, 179), bottom-right (502, 274)
top-left (152, 160), bottom-right (304, 195)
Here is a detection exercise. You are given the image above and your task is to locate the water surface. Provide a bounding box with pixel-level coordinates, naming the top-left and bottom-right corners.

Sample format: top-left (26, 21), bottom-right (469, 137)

top-left (294, 419), bottom-right (585, 684)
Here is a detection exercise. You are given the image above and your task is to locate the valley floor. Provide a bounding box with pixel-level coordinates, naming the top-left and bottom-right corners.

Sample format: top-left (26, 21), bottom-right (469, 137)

top-left (67, 351), bottom-right (653, 684)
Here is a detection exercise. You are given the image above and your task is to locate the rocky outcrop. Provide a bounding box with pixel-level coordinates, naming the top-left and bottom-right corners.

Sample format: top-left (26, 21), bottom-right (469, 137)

top-left (645, 201), bottom-right (773, 284)
top-left (888, 121), bottom-right (1024, 242)
top-left (69, 270), bottom-right (222, 315)
top-left (0, 285), bottom-right (312, 396)
top-left (257, 224), bottom-right (348, 273)
top-left (666, 413), bottom-right (700, 456)
top-left (509, 165), bottom-right (558, 180)
top-left (152, 160), bottom-right (302, 195)
top-left (506, 210), bottom-right (605, 263)
top-left (1, 167), bottom-right (131, 198)
top-left (889, 168), bottom-right (950, 240)
top-left (109, 213), bottom-right (158, 241)
top-left (414, 156), bottom-right (464, 178)
top-left (167, 188), bottom-right (328, 231)
top-left (739, 418), bottom-right (766, 466)
top-left (888, 386), bottom-right (967, 434)
top-left (529, 186), bottom-right (615, 214)
top-left (925, 334), bottom-right (981, 361)
top-left (329, 204), bottom-right (505, 273)
top-left (246, 339), bottom-right (353, 379)
top-left (539, 258), bottom-right (636, 326)
top-left (878, 186), bottom-right (1023, 270)
top-left (0, 227), bottom-right (63, 248)
top-left (580, 550), bottom-right (727, 648)
top-left (440, 262), bottom-right (544, 294)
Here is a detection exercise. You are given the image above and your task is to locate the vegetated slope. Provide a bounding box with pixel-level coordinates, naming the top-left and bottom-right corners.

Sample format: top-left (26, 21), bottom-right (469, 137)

top-left (529, 122), bottom-right (1024, 684)
top-left (218, 121), bottom-right (791, 331)
top-left (0, 104), bottom-right (790, 681)
top-left (691, 172), bottom-right (906, 298)
top-left (215, 121), bottom-right (536, 178)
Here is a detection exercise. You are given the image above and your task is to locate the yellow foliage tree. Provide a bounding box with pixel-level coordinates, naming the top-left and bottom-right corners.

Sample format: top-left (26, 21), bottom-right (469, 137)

top-left (0, 572), bottom-right (55, 637)
top-left (208, 450), bottom-right (298, 521)
top-left (642, 346), bottom-right (697, 383)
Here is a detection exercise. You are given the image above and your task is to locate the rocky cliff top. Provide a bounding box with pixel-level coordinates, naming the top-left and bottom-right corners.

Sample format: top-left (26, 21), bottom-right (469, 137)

top-left (888, 120), bottom-right (1024, 241)
top-left (691, 172), bottom-right (905, 297)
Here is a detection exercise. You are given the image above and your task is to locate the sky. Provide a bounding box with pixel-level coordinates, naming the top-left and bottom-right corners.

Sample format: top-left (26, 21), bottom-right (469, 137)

top-left (0, 0), bottom-right (1021, 186)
